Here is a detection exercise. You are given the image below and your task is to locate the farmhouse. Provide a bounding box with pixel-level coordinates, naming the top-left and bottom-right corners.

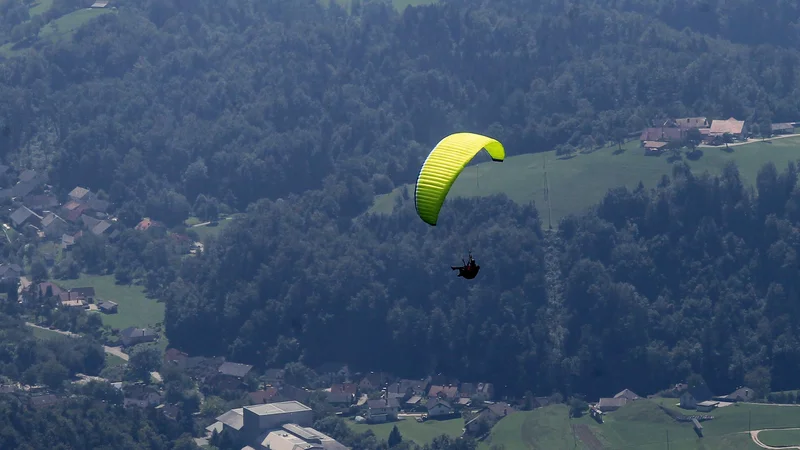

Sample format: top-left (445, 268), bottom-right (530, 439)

top-left (709, 117), bottom-right (747, 139)
top-left (713, 386), bottom-right (756, 403)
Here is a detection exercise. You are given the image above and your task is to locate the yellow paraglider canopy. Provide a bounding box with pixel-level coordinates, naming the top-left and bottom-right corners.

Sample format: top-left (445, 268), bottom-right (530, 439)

top-left (414, 132), bottom-right (505, 226)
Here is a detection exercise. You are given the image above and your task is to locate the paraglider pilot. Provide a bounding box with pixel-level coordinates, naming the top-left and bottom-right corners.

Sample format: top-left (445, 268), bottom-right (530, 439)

top-left (452, 252), bottom-right (480, 279)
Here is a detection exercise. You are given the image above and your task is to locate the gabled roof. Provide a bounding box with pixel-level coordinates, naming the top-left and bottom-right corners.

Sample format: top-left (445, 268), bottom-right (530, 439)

top-left (248, 387), bottom-right (279, 404)
top-left (367, 398), bottom-right (399, 409)
top-left (10, 206), bottom-right (33, 226)
top-left (426, 398), bottom-right (452, 410)
top-left (428, 385), bottom-right (458, 398)
top-left (614, 389), bottom-right (640, 401)
top-left (91, 220), bottom-right (111, 235)
top-left (709, 117), bottom-right (745, 135)
top-left (218, 361), bottom-right (253, 378)
top-left (120, 327), bottom-right (158, 339)
top-left (674, 117), bottom-right (708, 128)
top-left (69, 187), bottom-right (91, 200)
top-left (18, 170), bottom-right (36, 183)
top-left (598, 397), bottom-right (627, 408)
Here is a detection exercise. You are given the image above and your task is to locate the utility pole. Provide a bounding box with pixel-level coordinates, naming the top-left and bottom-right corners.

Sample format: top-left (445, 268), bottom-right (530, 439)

top-left (749, 410), bottom-right (752, 433)
top-left (666, 430), bottom-right (670, 450)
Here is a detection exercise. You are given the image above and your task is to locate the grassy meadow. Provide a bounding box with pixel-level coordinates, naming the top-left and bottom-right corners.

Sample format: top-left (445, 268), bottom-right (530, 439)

top-left (56, 274), bottom-right (163, 331)
top-left (477, 399), bottom-right (800, 450)
top-left (347, 416), bottom-right (464, 445)
top-left (371, 136), bottom-right (800, 227)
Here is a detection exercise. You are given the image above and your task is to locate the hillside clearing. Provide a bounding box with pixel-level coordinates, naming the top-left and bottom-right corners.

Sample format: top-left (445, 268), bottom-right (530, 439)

top-left (478, 400), bottom-right (800, 450)
top-left (370, 137), bottom-right (800, 227)
top-left (56, 274), bottom-right (163, 331)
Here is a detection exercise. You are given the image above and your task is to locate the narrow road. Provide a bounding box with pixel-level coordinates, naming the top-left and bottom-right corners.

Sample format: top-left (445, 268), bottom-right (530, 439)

top-left (749, 428), bottom-right (800, 449)
top-left (699, 133), bottom-right (800, 148)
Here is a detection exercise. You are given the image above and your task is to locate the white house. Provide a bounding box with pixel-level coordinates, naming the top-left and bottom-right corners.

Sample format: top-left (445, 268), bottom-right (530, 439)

top-left (366, 398), bottom-right (400, 423)
top-left (426, 399), bottom-right (453, 418)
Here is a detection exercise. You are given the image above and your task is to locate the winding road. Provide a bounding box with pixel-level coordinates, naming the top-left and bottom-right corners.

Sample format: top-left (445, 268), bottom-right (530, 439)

top-left (748, 428), bottom-right (800, 449)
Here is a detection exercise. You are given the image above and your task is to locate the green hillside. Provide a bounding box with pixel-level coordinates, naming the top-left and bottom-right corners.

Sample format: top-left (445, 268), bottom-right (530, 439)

top-left (478, 400), bottom-right (800, 450)
top-left (371, 136), bottom-right (800, 227)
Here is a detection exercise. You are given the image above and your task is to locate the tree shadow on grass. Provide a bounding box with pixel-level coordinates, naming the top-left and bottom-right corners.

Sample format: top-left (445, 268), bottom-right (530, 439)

top-left (686, 149), bottom-right (704, 161)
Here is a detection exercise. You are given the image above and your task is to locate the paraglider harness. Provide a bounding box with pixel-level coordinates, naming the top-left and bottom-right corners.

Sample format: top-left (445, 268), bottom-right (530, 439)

top-left (452, 252), bottom-right (480, 279)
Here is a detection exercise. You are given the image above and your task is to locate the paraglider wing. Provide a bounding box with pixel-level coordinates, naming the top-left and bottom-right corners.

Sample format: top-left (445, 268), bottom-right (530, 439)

top-left (414, 132), bottom-right (505, 226)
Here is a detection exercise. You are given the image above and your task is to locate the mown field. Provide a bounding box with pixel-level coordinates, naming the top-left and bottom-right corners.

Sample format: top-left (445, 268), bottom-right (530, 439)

top-left (56, 274), bottom-right (163, 331)
top-left (370, 135), bottom-right (800, 227)
top-left (477, 399), bottom-right (800, 450)
top-left (346, 416), bottom-right (464, 445)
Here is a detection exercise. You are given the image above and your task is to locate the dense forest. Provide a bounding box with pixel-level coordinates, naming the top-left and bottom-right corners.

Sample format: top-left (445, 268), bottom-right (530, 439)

top-left (2, 0), bottom-right (800, 421)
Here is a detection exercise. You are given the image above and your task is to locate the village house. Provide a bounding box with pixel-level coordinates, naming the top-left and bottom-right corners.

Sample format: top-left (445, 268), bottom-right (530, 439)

top-left (464, 402), bottom-right (515, 435)
top-left (325, 383), bottom-right (356, 406)
top-left (366, 398), bottom-right (400, 423)
top-left (614, 389), bottom-right (640, 402)
top-left (713, 386), bottom-right (756, 403)
top-left (10, 205), bottom-right (38, 228)
top-left (24, 194), bottom-right (59, 212)
top-left (359, 372), bottom-right (391, 391)
top-left (664, 117), bottom-right (709, 129)
top-left (0, 263), bottom-right (21, 282)
top-left (428, 384), bottom-right (459, 400)
top-left (122, 384), bottom-right (163, 408)
top-left (120, 327), bottom-right (159, 347)
top-left (709, 117), bottom-right (747, 140)
top-left (387, 378), bottom-right (429, 402)
top-left (212, 362), bottom-right (253, 390)
top-left (426, 398), bottom-right (454, 418)
top-left (639, 127), bottom-right (685, 144)
top-left (248, 387), bottom-right (280, 404)
top-left (40, 212), bottom-right (67, 237)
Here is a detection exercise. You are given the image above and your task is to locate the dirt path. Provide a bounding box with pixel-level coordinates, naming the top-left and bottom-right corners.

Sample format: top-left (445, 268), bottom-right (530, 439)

top-left (573, 424), bottom-right (604, 450)
top-left (105, 345), bottom-right (129, 361)
top-left (749, 428), bottom-right (800, 449)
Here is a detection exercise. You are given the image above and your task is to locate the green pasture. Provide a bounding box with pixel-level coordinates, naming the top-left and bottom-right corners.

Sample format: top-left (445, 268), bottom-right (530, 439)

top-left (371, 136), bottom-right (800, 227)
top-left (56, 274), bottom-right (163, 331)
top-left (347, 416), bottom-right (464, 445)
